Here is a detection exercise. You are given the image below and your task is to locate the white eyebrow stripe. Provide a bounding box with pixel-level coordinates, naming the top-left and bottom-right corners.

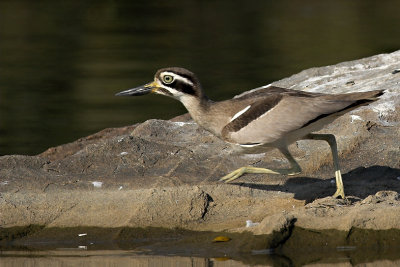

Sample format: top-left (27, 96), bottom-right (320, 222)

top-left (162, 71), bottom-right (193, 86)
top-left (230, 105), bottom-right (251, 122)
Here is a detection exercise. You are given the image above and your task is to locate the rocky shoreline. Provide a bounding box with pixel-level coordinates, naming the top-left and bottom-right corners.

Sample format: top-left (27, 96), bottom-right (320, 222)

top-left (1, 51), bottom-right (399, 259)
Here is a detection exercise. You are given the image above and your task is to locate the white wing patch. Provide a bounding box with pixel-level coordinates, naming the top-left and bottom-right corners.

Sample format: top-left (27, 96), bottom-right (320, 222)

top-left (230, 105), bottom-right (251, 122)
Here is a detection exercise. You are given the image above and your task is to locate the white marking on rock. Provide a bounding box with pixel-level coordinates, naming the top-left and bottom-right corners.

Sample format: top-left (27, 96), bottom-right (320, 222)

top-left (173, 121), bottom-right (186, 126)
top-left (171, 121), bottom-right (195, 127)
top-left (261, 83), bottom-right (272, 88)
top-left (372, 101), bottom-right (396, 117)
top-left (92, 181), bottom-right (103, 188)
top-left (120, 151), bottom-right (128, 156)
top-left (353, 63), bottom-right (365, 70)
top-left (78, 233), bottom-right (87, 237)
top-left (230, 105), bottom-right (251, 122)
top-left (246, 220), bottom-right (260, 227)
top-left (350, 115), bottom-right (363, 123)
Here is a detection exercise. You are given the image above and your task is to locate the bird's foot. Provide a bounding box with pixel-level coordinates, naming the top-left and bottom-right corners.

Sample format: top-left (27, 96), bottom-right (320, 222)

top-left (332, 170), bottom-right (345, 199)
top-left (332, 187), bottom-right (345, 199)
top-left (219, 167), bottom-right (249, 183)
top-left (219, 166), bottom-right (300, 183)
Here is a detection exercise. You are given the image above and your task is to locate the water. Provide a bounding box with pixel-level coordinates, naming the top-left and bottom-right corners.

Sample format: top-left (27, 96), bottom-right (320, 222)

top-left (1, 226), bottom-right (400, 266)
top-left (1, 0), bottom-right (400, 156)
top-left (2, 252), bottom-right (250, 267)
top-left (1, 248), bottom-right (400, 266)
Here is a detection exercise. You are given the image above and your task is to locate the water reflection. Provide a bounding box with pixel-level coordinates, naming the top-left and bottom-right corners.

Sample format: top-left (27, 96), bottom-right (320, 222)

top-left (2, 252), bottom-right (238, 267)
top-left (1, 250), bottom-right (400, 267)
top-left (1, 226), bottom-right (400, 266)
top-left (1, 0), bottom-right (400, 155)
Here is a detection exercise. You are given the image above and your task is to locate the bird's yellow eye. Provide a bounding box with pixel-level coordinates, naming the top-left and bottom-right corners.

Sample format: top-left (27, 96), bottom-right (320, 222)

top-left (162, 75), bottom-right (174, 84)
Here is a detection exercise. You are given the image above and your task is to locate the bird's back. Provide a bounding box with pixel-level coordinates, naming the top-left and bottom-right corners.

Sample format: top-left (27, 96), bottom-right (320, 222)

top-left (221, 87), bottom-right (384, 146)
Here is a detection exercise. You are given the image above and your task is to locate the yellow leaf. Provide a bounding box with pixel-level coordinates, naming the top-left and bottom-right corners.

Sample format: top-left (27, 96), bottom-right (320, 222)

top-left (212, 236), bottom-right (231, 242)
top-left (213, 257), bottom-right (230, 261)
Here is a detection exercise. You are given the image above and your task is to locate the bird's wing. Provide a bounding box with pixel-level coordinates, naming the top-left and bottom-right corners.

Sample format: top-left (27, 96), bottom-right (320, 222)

top-left (234, 86), bottom-right (323, 100)
top-left (221, 94), bottom-right (355, 145)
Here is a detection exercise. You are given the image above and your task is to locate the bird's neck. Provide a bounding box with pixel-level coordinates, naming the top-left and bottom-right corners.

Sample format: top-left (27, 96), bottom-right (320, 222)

top-left (178, 94), bottom-right (220, 132)
top-left (179, 95), bottom-right (212, 118)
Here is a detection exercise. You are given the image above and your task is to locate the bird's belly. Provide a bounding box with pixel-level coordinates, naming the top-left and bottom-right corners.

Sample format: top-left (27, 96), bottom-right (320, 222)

top-left (283, 114), bottom-right (340, 144)
top-left (228, 142), bottom-right (275, 155)
top-left (227, 113), bottom-right (340, 150)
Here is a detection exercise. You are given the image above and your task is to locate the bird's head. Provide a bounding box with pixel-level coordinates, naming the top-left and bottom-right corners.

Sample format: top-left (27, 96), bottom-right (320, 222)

top-left (116, 67), bottom-right (206, 101)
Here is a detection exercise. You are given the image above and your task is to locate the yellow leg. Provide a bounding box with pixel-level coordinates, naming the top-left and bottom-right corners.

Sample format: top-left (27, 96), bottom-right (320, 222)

top-left (332, 170), bottom-right (344, 198)
top-left (219, 147), bottom-right (301, 183)
top-left (305, 134), bottom-right (345, 199)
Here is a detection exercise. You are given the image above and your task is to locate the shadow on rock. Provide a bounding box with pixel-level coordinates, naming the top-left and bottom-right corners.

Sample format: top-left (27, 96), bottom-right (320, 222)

top-left (235, 165), bottom-right (400, 202)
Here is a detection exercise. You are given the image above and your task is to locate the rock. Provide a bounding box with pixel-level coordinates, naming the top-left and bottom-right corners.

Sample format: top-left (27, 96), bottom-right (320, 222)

top-left (249, 213), bottom-right (296, 249)
top-left (360, 190), bottom-right (399, 204)
top-left (0, 51), bottom-right (400, 244)
top-left (293, 190), bottom-right (400, 231)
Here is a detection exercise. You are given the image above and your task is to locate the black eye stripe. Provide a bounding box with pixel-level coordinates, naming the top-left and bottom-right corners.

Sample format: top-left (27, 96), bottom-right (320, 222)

top-left (161, 79), bottom-right (196, 96)
top-left (175, 80), bottom-right (197, 96)
top-left (158, 72), bottom-right (199, 97)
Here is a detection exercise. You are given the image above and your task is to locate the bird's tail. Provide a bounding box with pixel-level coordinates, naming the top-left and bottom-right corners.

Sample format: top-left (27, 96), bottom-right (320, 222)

top-left (343, 89), bottom-right (384, 102)
top-left (322, 89), bottom-right (384, 116)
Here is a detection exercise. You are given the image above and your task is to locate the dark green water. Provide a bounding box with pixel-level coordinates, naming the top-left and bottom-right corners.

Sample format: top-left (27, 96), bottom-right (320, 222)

top-left (1, 0), bottom-right (400, 155)
top-left (1, 226), bottom-right (400, 266)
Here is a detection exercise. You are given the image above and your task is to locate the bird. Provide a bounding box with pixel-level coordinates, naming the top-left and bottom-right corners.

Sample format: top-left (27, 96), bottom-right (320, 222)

top-left (116, 67), bottom-right (384, 199)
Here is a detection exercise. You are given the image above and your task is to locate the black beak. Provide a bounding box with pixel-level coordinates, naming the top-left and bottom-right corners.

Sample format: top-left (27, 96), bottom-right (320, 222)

top-left (115, 82), bottom-right (156, 96)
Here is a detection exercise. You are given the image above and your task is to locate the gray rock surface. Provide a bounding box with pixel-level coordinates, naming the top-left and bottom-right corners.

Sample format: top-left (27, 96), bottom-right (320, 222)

top-left (0, 51), bottom-right (399, 243)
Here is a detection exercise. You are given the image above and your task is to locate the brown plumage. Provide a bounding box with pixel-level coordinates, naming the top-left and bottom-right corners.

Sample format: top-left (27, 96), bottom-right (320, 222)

top-left (116, 67), bottom-right (384, 199)
top-left (220, 87), bottom-right (383, 147)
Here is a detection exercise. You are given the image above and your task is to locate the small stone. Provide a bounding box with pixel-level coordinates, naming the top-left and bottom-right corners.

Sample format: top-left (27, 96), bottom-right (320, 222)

top-left (392, 69), bottom-right (400, 74)
top-left (350, 115), bottom-right (362, 123)
top-left (246, 220), bottom-right (260, 227)
top-left (92, 181), bottom-right (103, 188)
